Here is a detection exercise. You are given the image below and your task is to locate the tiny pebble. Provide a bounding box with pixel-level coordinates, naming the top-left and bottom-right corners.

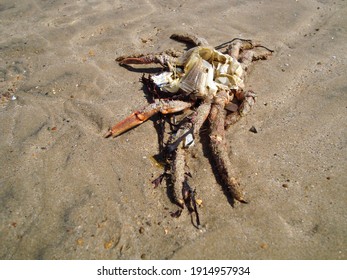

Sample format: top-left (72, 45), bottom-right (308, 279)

top-left (249, 126), bottom-right (258, 133)
top-left (260, 243), bottom-right (268, 249)
top-left (139, 227), bottom-right (145, 234)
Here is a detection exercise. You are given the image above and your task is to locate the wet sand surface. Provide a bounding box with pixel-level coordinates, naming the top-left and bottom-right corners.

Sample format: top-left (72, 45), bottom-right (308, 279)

top-left (0, 0), bottom-right (346, 259)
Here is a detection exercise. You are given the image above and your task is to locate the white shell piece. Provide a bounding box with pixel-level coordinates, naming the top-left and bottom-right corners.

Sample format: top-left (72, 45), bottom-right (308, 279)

top-left (151, 72), bottom-right (171, 85)
top-left (151, 45), bottom-right (246, 95)
top-left (203, 60), bottom-right (218, 95)
top-left (151, 72), bottom-right (180, 93)
top-left (184, 133), bottom-right (194, 148)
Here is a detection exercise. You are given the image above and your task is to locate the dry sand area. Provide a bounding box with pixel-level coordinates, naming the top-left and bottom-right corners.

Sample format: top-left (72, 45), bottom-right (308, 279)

top-left (0, 0), bottom-right (346, 259)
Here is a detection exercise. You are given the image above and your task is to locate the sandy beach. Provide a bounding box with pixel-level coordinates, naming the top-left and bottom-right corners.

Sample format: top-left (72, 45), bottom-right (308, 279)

top-left (0, 0), bottom-right (346, 259)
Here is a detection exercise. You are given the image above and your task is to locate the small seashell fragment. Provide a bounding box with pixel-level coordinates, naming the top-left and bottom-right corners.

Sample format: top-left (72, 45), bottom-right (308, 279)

top-left (184, 133), bottom-right (194, 147)
top-left (104, 239), bottom-right (114, 249)
top-left (76, 238), bottom-right (84, 246)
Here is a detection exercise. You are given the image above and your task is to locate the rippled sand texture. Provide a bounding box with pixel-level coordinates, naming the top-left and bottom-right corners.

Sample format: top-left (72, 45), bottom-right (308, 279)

top-left (1, 0), bottom-right (346, 259)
